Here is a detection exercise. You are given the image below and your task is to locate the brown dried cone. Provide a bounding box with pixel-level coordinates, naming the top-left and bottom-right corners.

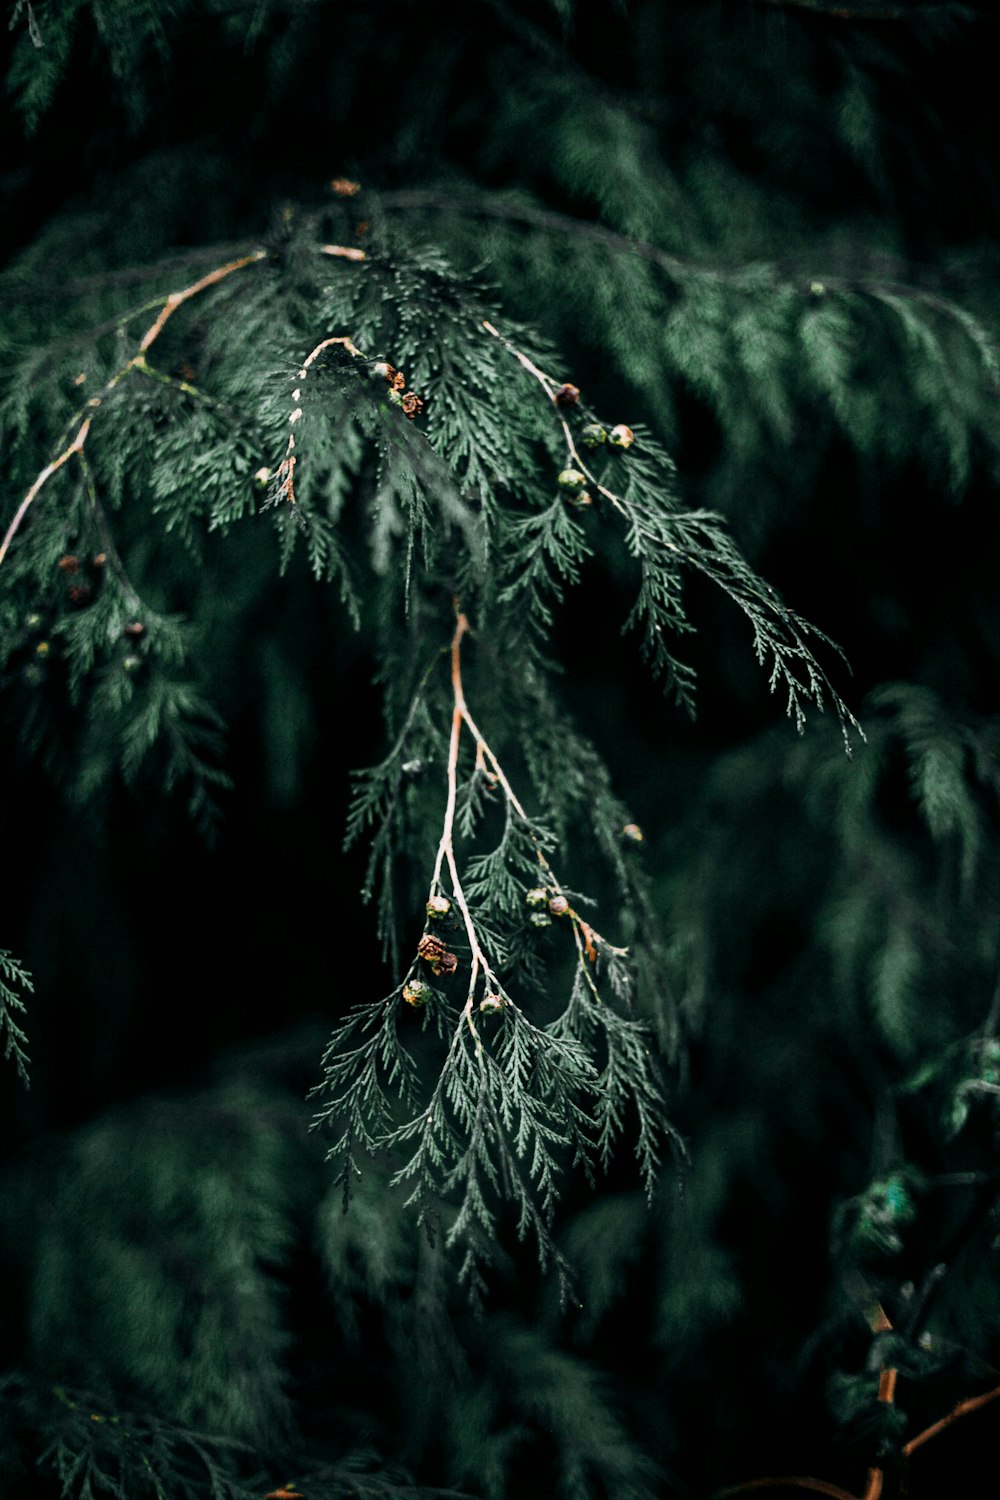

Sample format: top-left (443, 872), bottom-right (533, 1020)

top-left (417, 932), bottom-right (458, 975)
top-left (401, 392), bottom-right (424, 419)
top-left (553, 383), bottom-right (581, 407)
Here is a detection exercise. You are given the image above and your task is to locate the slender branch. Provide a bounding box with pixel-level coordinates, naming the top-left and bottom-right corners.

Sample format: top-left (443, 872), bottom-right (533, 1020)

top-left (481, 319), bottom-right (678, 540)
top-left (271, 336), bottom-right (364, 507)
top-left (319, 243), bottom-right (366, 261)
top-left (450, 606), bottom-right (625, 967)
top-left (0, 250), bottom-right (267, 569)
top-left (436, 600), bottom-right (626, 1017)
top-left (135, 251), bottom-right (266, 354)
top-left (479, 322), bottom-right (617, 506)
top-left (902, 1382), bottom-right (1000, 1457)
top-left (394, 191), bottom-right (995, 345)
top-left (437, 609), bottom-right (493, 1011)
top-left (719, 1477), bottom-right (862, 1498)
top-left (268, 333), bottom-right (425, 508)
top-left (0, 417), bottom-right (90, 568)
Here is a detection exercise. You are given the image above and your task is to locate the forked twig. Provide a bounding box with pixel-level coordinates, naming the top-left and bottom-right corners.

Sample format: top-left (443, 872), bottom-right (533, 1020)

top-left (722, 1305), bottom-right (1000, 1500)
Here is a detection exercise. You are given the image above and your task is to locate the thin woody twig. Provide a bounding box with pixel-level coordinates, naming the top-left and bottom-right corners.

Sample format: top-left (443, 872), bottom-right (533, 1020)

top-left (135, 252), bottom-right (267, 354)
top-left (720, 1480), bottom-right (862, 1498)
top-left (319, 244), bottom-right (367, 261)
top-left (434, 608), bottom-right (493, 1037)
top-left (0, 418), bottom-right (90, 568)
top-left (269, 334), bottom-right (426, 509)
top-left (902, 1381), bottom-right (1000, 1457)
top-left (481, 319), bottom-right (678, 537)
top-left (426, 601), bottom-right (625, 1043)
top-left (0, 250), bottom-right (268, 570)
top-left (271, 336), bottom-right (365, 507)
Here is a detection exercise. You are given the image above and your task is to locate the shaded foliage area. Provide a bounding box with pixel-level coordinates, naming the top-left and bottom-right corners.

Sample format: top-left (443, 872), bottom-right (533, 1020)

top-left (3, 2), bottom-right (1000, 1498)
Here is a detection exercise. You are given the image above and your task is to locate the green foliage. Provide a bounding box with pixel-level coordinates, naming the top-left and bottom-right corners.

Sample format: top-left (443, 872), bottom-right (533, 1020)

top-left (19, 1082), bottom-right (300, 1442)
top-left (5, 2), bottom-right (1000, 1496)
top-left (0, 948), bottom-right (32, 1087)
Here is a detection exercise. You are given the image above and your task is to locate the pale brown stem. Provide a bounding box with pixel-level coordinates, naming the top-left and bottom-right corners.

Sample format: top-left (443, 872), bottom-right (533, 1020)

top-left (1, 250), bottom-right (267, 569)
top-left (481, 319), bottom-right (680, 550)
top-left (720, 1478), bottom-right (863, 1499)
top-left (0, 417), bottom-right (90, 568)
top-left (436, 602), bottom-right (626, 1014)
top-left (902, 1382), bottom-right (1000, 1457)
top-left (319, 244), bottom-right (367, 261)
top-left (274, 336), bottom-right (366, 505)
top-left (136, 251), bottom-right (267, 354)
top-left (429, 608), bottom-right (492, 1045)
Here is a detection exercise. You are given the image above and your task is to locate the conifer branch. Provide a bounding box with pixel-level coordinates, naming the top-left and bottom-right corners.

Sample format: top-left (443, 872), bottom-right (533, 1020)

top-left (0, 414), bottom-right (91, 568)
top-left (0, 949), bottom-right (32, 1088)
top-left (482, 320), bottom-right (637, 527)
top-left (389, 190), bottom-right (994, 317)
top-left (313, 602), bottom-right (672, 1287)
top-left (134, 252), bottom-right (267, 354)
top-left (268, 332), bottom-right (425, 510)
top-left (444, 601), bottom-right (627, 974)
top-left (483, 322), bottom-right (861, 743)
top-left (0, 250), bottom-right (267, 569)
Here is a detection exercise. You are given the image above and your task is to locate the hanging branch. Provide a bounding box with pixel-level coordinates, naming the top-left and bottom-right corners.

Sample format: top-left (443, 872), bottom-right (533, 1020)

top-left (312, 600), bottom-right (673, 1291)
top-left (482, 320), bottom-right (862, 747)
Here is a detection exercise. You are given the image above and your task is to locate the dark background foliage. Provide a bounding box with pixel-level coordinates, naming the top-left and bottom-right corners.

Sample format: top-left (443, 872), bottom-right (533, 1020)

top-left (3, 3), bottom-right (1000, 1497)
